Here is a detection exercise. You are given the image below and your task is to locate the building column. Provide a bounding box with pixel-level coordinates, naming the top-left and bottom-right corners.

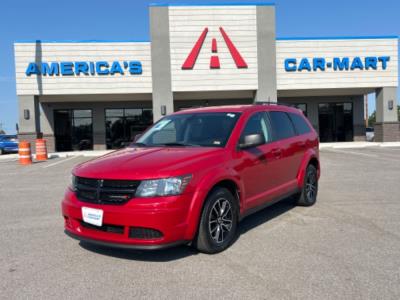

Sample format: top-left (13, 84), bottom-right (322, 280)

top-left (254, 5), bottom-right (277, 102)
top-left (40, 102), bottom-right (56, 153)
top-left (150, 6), bottom-right (174, 121)
top-left (18, 95), bottom-right (41, 152)
top-left (353, 95), bottom-right (366, 141)
top-left (374, 87), bottom-right (400, 142)
top-left (92, 106), bottom-right (106, 150)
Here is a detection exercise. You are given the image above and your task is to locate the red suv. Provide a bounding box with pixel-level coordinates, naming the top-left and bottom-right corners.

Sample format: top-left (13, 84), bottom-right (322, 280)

top-left (62, 104), bottom-right (320, 253)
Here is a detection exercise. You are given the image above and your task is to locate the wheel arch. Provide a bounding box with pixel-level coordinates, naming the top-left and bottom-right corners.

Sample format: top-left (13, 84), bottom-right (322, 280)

top-left (184, 175), bottom-right (242, 241)
top-left (297, 150), bottom-right (320, 189)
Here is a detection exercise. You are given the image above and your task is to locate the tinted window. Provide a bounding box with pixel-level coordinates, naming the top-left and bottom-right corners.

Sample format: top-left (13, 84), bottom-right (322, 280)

top-left (240, 112), bottom-right (272, 144)
top-left (288, 113), bottom-right (311, 135)
top-left (268, 111), bottom-right (296, 141)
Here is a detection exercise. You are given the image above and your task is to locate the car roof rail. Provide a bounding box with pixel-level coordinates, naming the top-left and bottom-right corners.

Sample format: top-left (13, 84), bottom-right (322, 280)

top-left (254, 101), bottom-right (297, 107)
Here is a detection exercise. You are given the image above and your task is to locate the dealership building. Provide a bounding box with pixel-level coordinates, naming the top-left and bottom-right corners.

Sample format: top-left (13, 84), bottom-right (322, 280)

top-left (14, 2), bottom-right (399, 152)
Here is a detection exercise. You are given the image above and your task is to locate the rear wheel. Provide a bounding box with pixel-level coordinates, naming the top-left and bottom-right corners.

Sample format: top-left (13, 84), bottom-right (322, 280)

top-left (194, 187), bottom-right (238, 254)
top-left (294, 164), bottom-right (318, 206)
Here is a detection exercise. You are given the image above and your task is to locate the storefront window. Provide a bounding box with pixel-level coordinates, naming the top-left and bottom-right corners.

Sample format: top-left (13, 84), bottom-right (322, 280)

top-left (294, 103), bottom-right (307, 117)
top-left (318, 103), bottom-right (353, 142)
top-left (105, 108), bottom-right (153, 149)
top-left (54, 109), bottom-right (93, 151)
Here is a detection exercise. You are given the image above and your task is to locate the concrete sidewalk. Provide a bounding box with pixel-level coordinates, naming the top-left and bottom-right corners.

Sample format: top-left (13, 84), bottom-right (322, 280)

top-left (319, 141), bottom-right (400, 149)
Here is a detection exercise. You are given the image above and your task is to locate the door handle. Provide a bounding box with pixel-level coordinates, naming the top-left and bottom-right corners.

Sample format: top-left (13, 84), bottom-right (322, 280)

top-left (298, 141), bottom-right (306, 148)
top-left (271, 148), bottom-right (282, 158)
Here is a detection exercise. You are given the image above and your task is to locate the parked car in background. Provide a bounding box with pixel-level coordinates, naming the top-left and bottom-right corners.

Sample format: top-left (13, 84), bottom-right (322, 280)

top-left (366, 127), bottom-right (374, 142)
top-left (0, 135), bottom-right (18, 155)
top-left (63, 104), bottom-right (320, 253)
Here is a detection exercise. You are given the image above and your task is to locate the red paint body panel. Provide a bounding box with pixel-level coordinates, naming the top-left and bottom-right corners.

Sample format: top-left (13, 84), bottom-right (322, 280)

top-left (62, 104), bottom-right (320, 248)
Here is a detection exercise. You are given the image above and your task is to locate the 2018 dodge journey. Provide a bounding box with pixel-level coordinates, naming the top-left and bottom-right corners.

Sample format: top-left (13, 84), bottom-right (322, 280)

top-left (62, 104), bottom-right (320, 254)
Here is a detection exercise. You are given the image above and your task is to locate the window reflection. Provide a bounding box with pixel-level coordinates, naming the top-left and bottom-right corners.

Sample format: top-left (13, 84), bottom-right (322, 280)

top-left (105, 108), bottom-right (153, 149)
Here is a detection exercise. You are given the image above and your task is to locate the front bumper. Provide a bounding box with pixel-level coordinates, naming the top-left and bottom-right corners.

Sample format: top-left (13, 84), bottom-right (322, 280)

top-left (62, 188), bottom-right (193, 248)
top-left (64, 230), bottom-right (188, 250)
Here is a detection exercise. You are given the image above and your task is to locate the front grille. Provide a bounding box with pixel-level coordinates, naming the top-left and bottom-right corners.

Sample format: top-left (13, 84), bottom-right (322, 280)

top-left (129, 227), bottom-right (163, 240)
top-left (76, 177), bottom-right (140, 205)
top-left (81, 221), bottom-right (124, 234)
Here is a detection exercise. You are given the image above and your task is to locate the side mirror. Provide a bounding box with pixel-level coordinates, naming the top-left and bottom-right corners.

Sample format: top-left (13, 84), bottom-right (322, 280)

top-left (134, 133), bottom-right (142, 142)
top-left (239, 133), bottom-right (264, 149)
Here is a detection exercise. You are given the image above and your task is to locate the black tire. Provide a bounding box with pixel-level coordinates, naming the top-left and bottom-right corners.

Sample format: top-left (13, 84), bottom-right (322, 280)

top-left (294, 164), bottom-right (318, 206)
top-left (194, 187), bottom-right (238, 254)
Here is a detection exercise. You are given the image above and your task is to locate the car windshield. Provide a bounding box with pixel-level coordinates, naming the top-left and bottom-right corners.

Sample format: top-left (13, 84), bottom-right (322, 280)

top-left (135, 112), bottom-right (241, 147)
top-left (2, 136), bottom-right (17, 141)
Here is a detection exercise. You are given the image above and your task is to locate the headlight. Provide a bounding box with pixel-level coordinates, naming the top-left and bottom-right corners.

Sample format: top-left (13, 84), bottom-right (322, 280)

top-left (70, 174), bottom-right (77, 191)
top-left (135, 175), bottom-right (192, 197)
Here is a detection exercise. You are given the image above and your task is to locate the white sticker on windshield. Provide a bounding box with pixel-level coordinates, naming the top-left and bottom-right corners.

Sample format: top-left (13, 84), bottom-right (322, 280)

top-left (227, 113), bottom-right (236, 118)
top-left (153, 119), bottom-right (171, 130)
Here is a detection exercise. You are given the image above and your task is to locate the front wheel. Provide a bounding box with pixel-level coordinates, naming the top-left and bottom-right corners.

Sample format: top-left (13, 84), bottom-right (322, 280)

top-left (194, 187), bottom-right (238, 254)
top-left (294, 164), bottom-right (318, 206)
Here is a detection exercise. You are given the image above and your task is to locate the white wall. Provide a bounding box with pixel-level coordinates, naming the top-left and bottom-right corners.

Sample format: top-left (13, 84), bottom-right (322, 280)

top-left (14, 42), bottom-right (152, 95)
top-left (276, 38), bottom-right (398, 90)
top-left (168, 6), bottom-right (258, 92)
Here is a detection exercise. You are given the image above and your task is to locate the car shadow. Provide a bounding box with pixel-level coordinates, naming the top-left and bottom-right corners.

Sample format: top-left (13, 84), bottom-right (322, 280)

top-left (78, 197), bottom-right (296, 261)
top-left (238, 197), bottom-right (295, 235)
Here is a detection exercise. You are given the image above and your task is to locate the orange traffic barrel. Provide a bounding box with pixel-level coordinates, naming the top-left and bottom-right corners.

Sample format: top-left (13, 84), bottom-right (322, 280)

top-left (35, 139), bottom-right (48, 161)
top-left (19, 141), bottom-right (32, 165)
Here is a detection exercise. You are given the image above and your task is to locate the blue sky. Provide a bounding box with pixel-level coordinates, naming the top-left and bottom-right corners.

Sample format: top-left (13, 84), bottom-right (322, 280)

top-left (0, 0), bottom-right (398, 134)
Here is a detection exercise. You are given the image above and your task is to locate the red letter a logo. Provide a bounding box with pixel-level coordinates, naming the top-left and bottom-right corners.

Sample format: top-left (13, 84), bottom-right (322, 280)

top-left (181, 27), bottom-right (248, 70)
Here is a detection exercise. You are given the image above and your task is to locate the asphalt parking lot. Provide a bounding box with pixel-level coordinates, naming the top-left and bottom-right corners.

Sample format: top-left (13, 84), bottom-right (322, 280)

top-left (1, 147), bottom-right (400, 299)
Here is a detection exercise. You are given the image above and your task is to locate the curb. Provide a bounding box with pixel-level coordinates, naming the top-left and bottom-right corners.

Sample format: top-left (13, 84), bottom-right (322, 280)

top-left (319, 142), bottom-right (400, 149)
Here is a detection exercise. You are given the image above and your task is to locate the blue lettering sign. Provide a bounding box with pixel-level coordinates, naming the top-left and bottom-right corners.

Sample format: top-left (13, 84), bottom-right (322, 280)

top-left (129, 61), bottom-right (142, 74)
top-left (96, 61), bottom-right (109, 75)
top-left (284, 58), bottom-right (297, 72)
top-left (298, 58), bottom-right (311, 71)
top-left (378, 56), bottom-right (390, 70)
top-left (60, 62), bottom-right (74, 75)
top-left (365, 57), bottom-right (377, 70)
top-left (285, 56), bottom-right (391, 72)
top-left (75, 62), bottom-right (89, 75)
top-left (41, 62), bottom-right (59, 76)
top-left (313, 58), bottom-right (325, 71)
top-left (25, 60), bottom-right (143, 76)
top-left (25, 63), bottom-right (40, 76)
top-left (333, 57), bottom-right (350, 71)
top-left (350, 57), bottom-right (364, 70)
top-left (110, 61), bottom-right (124, 75)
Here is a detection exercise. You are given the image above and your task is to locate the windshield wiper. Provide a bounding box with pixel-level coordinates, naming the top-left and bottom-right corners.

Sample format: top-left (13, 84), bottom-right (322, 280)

top-left (130, 142), bottom-right (148, 147)
top-left (156, 142), bottom-right (199, 147)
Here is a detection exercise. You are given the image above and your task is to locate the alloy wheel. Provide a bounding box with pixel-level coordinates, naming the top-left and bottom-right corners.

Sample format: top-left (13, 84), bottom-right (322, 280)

top-left (208, 198), bottom-right (233, 244)
top-left (305, 170), bottom-right (317, 202)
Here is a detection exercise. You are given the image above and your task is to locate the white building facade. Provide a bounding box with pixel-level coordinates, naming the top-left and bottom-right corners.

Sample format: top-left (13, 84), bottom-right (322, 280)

top-left (14, 3), bottom-right (399, 152)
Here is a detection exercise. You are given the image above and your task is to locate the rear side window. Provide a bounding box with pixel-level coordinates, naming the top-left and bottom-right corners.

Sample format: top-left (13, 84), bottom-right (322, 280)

top-left (288, 113), bottom-right (311, 135)
top-left (268, 111), bottom-right (296, 141)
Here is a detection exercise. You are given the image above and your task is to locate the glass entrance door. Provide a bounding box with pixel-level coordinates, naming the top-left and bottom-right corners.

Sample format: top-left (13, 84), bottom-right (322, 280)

top-left (318, 103), bottom-right (353, 142)
top-left (54, 109), bottom-right (93, 151)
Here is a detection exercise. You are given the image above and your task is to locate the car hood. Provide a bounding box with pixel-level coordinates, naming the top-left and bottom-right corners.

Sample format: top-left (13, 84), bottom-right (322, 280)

top-left (73, 146), bottom-right (226, 180)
